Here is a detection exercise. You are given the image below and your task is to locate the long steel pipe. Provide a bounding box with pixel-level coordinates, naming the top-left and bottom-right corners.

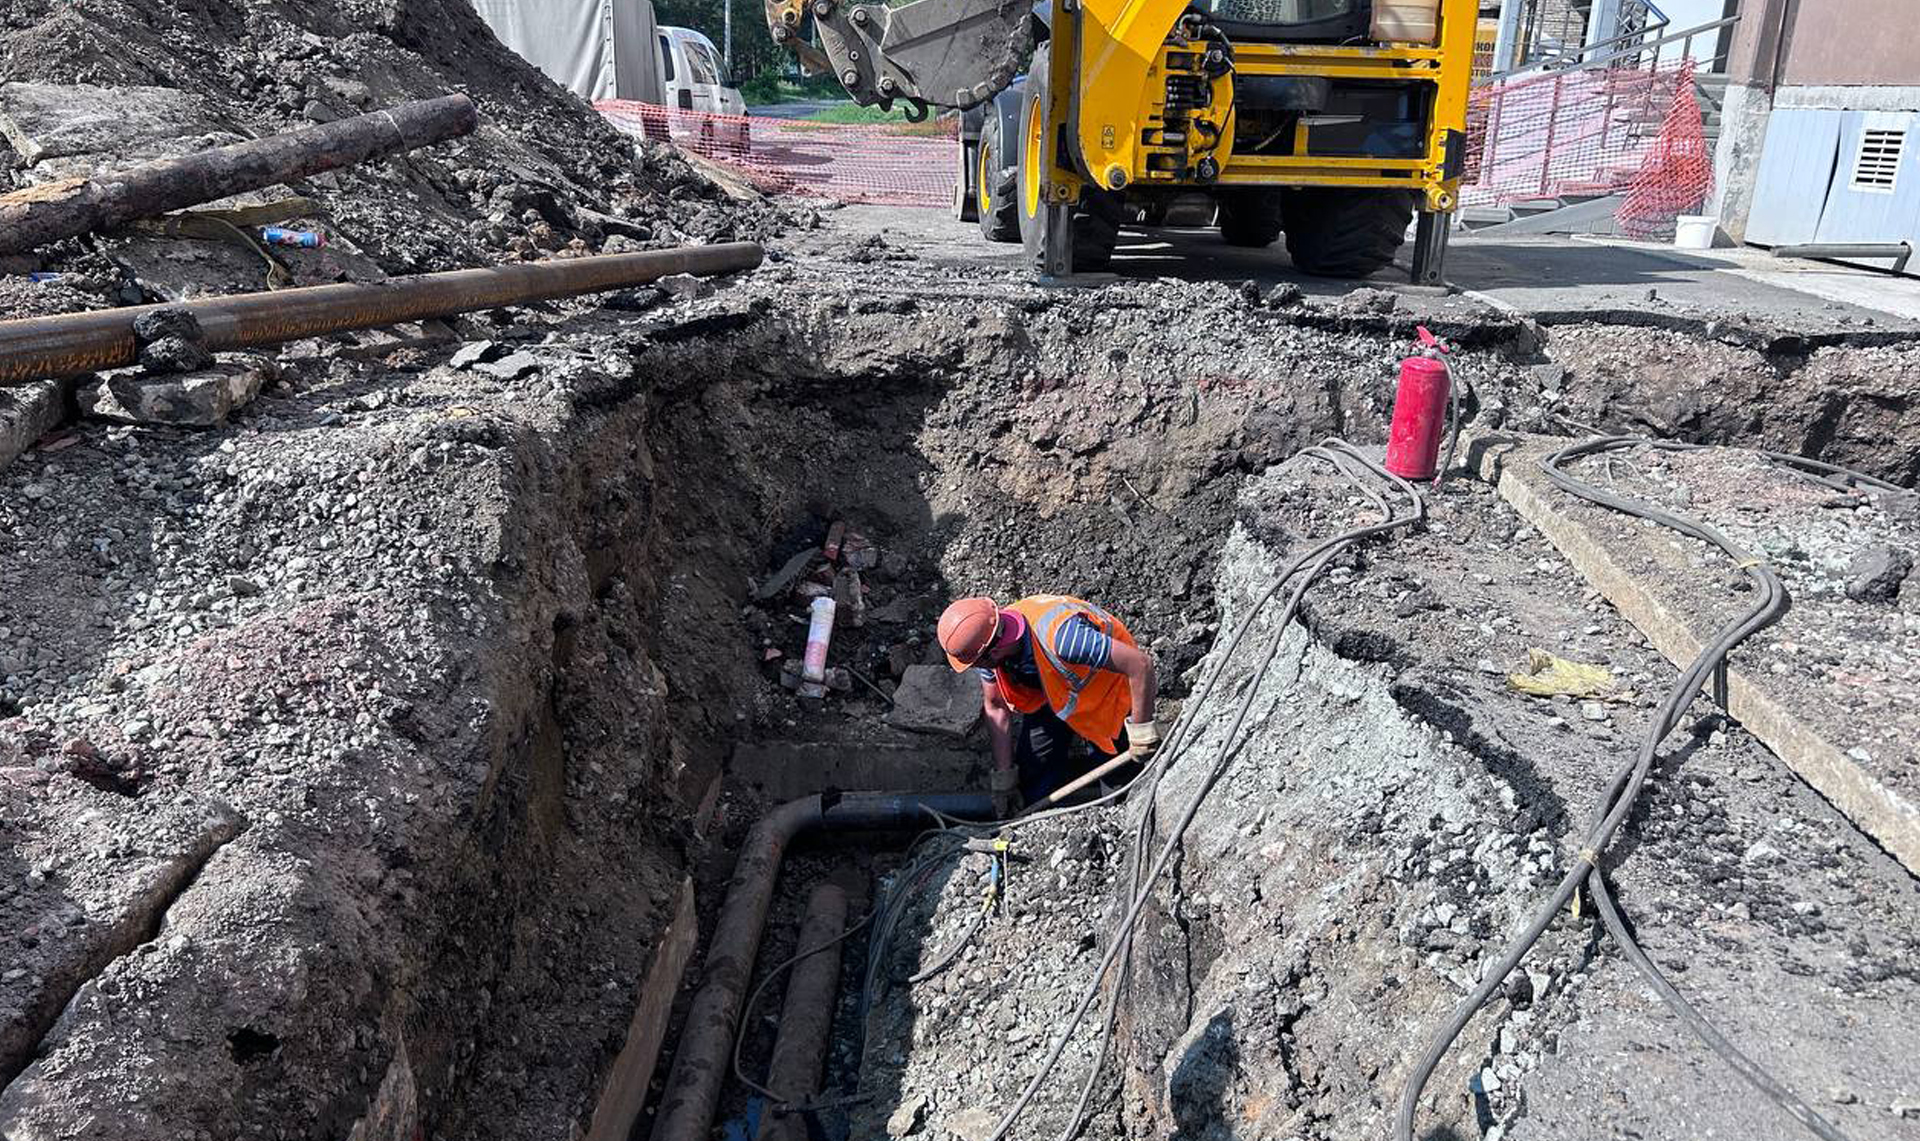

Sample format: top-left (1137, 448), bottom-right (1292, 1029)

top-left (0, 242), bottom-right (764, 385)
top-left (1772, 241), bottom-right (1912, 273)
top-left (0, 95), bottom-right (478, 256)
top-left (649, 791), bottom-right (991, 1141)
top-left (754, 882), bottom-right (849, 1141)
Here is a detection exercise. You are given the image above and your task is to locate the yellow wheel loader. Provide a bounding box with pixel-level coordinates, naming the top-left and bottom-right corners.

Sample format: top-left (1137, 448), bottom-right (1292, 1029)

top-left (764, 0), bottom-right (1475, 281)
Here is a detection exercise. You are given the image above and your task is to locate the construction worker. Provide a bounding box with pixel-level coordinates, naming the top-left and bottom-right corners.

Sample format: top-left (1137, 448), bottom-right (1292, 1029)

top-left (936, 595), bottom-right (1160, 816)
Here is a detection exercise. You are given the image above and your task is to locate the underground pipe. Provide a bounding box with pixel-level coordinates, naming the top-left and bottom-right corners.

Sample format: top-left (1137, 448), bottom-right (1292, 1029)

top-left (0, 95), bottom-right (478, 257)
top-left (649, 791), bottom-right (991, 1141)
top-left (754, 881), bottom-right (849, 1141)
top-left (0, 242), bottom-right (764, 385)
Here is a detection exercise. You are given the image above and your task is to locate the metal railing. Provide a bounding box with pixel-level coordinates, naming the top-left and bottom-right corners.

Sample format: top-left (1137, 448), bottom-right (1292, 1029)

top-left (1482, 8), bottom-right (1737, 87)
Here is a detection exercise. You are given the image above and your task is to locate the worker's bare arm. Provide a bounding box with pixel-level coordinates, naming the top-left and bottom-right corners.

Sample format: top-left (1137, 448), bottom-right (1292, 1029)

top-left (1107, 640), bottom-right (1158, 726)
top-left (981, 679), bottom-right (1016, 772)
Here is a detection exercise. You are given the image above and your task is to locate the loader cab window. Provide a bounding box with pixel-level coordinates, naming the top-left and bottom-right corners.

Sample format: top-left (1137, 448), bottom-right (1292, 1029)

top-left (1201, 0), bottom-right (1368, 42)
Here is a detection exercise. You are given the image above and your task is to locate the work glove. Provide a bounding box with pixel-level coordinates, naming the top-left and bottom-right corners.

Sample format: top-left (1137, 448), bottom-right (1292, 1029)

top-left (1125, 719), bottom-right (1162, 763)
top-left (989, 766), bottom-right (1022, 819)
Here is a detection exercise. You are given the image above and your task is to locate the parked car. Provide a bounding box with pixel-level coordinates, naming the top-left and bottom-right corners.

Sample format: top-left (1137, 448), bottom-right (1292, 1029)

top-left (658, 26), bottom-right (751, 155)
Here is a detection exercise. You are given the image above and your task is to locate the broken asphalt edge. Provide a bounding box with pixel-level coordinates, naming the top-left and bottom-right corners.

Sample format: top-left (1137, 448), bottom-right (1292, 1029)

top-left (1466, 430), bottom-right (1920, 878)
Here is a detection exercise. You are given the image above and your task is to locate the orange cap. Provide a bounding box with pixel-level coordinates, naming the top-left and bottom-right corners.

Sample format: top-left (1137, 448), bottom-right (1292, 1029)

top-left (937, 597), bottom-right (1002, 672)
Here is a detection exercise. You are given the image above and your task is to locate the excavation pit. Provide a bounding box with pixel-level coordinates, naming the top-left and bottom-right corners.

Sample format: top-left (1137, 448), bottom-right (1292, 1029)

top-left (1, 271), bottom-right (1918, 1141)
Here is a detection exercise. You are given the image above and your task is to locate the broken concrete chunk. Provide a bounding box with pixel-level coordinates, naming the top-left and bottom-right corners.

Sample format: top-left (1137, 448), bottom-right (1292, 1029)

top-left (473, 350), bottom-right (540, 380)
top-left (885, 664), bottom-right (981, 739)
top-left (448, 340), bottom-right (498, 369)
top-left (1844, 546), bottom-right (1912, 603)
top-left (656, 272), bottom-right (712, 301)
top-left (885, 1092), bottom-right (927, 1137)
top-left (0, 82), bottom-right (219, 167)
top-left (79, 359), bottom-right (271, 427)
top-left (0, 378), bottom-right (70, 474)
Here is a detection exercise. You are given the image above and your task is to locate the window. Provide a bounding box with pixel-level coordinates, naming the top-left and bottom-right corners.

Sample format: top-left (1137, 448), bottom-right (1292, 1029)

top-left (1851, 128), bottom-right (1904, 193)
top-left (685, 40), bottom-right (722, 85)
top-left (658, 34), bottom-right (676, 82)
top-left (1202, 0), bottom-right (1355, 27)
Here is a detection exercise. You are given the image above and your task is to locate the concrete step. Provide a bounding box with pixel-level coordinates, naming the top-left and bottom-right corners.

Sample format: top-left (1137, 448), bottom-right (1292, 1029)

top-left (1459, 204), bottom-right (1515, 228)
top-left (1472, 192), bottom-right (1626, 236)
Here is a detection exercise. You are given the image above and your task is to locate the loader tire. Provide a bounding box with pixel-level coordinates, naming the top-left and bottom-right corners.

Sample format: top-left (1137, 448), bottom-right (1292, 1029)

top-left (1216, 188), bottom-right (1285, 247)
top-left (1280, 187), bottom-right (1417, 278)
top-left (977, 115), bottom-right (1020, 243)
top-left (1015, 46), bottom-right (1123, 273)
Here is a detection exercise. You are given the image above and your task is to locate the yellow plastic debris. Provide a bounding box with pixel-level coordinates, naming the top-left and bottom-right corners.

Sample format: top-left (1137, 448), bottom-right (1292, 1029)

top-left (1507, 648), bottom-right (1621, 700)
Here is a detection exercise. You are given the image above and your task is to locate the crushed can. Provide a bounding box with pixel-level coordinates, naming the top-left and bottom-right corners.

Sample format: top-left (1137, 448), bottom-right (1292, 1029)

top-left (260, 227), bottom-right (326, 248)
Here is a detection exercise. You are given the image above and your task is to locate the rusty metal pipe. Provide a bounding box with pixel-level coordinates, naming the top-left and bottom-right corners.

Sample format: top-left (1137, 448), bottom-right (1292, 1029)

top-left (753, 882), bottom-right (849, 1141)
top-left (0, 242), bottom-right (764, 385)
top-left (650, 791), bottom-right (991, 1141)
top-left (0, 95), bottom-right (478, 257)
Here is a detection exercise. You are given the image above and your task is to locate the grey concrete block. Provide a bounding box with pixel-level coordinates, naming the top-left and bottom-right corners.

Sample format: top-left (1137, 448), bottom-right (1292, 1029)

top-left (78, 359), bottom-right (271, 427)
top-left (0, 379), bottom-right (68, 472)
top-left (886, 664), bottom-right (982, 739)
top-left (0, 82), bottom-right (230, 170)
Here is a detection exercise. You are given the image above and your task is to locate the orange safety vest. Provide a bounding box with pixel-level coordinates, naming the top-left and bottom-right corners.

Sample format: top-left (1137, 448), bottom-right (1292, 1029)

top-left (990, 594), bottom-right (1137, 755)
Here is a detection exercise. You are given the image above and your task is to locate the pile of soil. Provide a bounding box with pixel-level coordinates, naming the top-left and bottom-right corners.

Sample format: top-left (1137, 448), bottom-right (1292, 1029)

top-left (0, 0), bottom-right (778, 302)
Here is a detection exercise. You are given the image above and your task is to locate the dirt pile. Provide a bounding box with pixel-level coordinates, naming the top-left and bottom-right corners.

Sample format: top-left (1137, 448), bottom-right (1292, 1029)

top-left (0, 0), bottom-right (774, 305)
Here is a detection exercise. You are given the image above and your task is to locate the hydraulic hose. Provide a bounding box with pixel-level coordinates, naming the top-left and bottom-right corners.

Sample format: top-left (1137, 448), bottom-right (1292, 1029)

top-left (983, 440), bottom-right (1426, 1141)
top-left (1395, 435), bottom-right (1859, 1141)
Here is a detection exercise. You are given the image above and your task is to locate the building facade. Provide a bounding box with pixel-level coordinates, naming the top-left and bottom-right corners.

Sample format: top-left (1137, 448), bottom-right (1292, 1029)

top-left (1713, 0), bottom-right (1920, 272)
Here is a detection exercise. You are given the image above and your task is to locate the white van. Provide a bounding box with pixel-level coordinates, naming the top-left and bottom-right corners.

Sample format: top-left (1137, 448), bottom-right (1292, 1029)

top-left (658, 26), bottom-right (751, 153)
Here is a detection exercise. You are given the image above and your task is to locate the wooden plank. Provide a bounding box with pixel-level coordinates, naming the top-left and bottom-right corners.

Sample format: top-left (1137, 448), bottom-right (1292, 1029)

top-left (585, 877), bottom-right (700, 1141)
top-left (1469, 433), bottom-right (1920, 876)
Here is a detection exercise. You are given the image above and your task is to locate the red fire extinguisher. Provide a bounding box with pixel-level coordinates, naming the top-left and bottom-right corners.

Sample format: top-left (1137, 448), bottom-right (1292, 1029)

top-left (1384, 326), bottom-right (1453, 481)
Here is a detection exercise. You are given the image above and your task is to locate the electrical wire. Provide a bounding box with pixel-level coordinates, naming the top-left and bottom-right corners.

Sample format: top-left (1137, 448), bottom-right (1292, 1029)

top-left (982, 439), bottom-right (1426, 1141)
top-left (734, 820), bottom-right (975, 1111)
top-left (1395, 433), bottom-right (1859, 1141)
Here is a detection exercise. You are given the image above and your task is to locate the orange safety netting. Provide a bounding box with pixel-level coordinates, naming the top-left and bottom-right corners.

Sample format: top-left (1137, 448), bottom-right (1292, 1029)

top-left (596, 101), bottom-right (959, 208)
top-left (1615, 58), bottom-right (1712, 238)
top-left (1463, 55), bottom-right (1708, 236)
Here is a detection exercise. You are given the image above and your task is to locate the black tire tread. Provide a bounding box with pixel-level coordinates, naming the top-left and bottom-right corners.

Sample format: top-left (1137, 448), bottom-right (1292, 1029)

top-left (1280, 188), bottom-right (1417, 278)
top-left (1217, 189), bottom-right (1285, 248)
top-left (978, 117), bottom-right (1020, 243)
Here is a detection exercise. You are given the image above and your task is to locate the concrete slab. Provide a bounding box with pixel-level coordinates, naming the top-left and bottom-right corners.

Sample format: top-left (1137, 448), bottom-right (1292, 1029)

top-left (885, 664), bottom-right (983, 739)
top-left (1447, 235), bottom-right (1920, 337)
top-left (0, 83), bottom-right (236, 174)
top-left (808, 205), bottom-right (1920, 338)
top-left (1471, 433), bottom-right (1920, 875)
top-left (79, 360), bottom-right (270, 427)
top-left (729, 738), bottom-right (981, 800)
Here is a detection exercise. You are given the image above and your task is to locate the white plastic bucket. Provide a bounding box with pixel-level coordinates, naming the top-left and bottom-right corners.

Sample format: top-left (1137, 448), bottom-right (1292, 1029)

top-left (1674, 215), bottom-right (1717, 250)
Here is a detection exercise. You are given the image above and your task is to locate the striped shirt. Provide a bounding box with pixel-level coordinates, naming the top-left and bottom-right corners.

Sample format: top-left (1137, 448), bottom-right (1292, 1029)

top-left (978, 616), bottom-right (1115, 689)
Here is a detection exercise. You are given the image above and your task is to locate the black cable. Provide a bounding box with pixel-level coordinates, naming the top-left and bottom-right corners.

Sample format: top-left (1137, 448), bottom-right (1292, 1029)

top-left (984, 440), bottom-right (1426, 1141)
top-left (1395, 434), bottom-right (1856, 1141)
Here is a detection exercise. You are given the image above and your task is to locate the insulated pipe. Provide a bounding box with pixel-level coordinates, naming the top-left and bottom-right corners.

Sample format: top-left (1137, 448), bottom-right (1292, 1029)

top-left (1771, 242), bottom-right (1913, 273)
top-left (0, 95), bottom-right (479, 257)
top-left (0, 242), bottom-right (764, 385)
top-left (754, 882), bottom-right (849, 1141)
top-left (650, 791), bottom-right (991, 1141)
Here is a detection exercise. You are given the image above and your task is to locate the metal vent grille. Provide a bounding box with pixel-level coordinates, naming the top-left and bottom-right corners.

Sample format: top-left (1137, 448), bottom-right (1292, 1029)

top-left (1851, 128), bottom-right (1905, 192)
